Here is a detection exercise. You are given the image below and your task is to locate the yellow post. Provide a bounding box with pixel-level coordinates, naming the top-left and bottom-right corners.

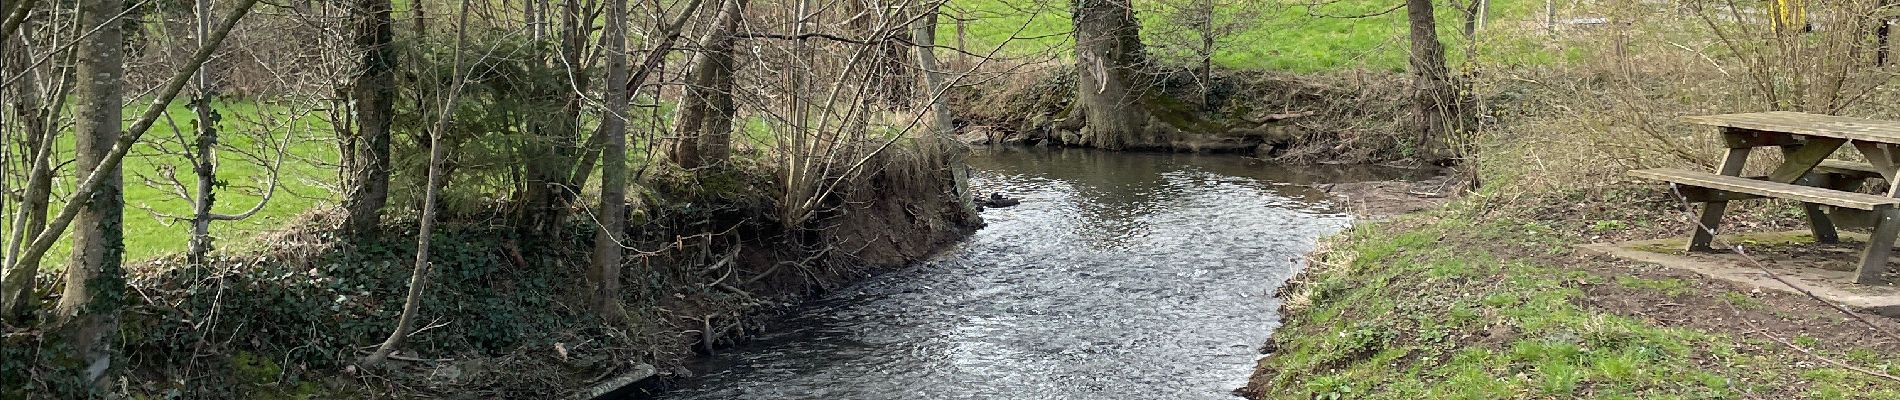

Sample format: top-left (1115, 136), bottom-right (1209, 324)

top-left (1771, 0), bottom-right (1808, 33)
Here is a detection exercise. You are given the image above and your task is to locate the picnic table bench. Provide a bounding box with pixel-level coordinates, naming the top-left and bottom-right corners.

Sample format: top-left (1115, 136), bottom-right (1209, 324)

top-left (1631, 111), bottom-right (1900, 284)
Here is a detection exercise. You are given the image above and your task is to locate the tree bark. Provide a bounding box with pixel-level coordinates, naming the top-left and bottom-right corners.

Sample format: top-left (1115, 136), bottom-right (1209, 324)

top-left (58, 0), bottom-right (127, 385)
top-left (1406, 0), bottom-right (1456, 163)
top-left (668, 0), bottom-right (745, 170)
top-left (591, 0), bottom-right (630, 319)
top-left (1071, 0), bottom-right (1154, 150)
top-left (344, 0), bottom-right (395, 238)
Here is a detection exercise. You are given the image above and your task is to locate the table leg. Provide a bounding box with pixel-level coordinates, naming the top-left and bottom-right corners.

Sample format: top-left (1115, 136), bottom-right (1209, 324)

top-left (1783, 145), bottom-right (1845, 243)
top-left (1770, 138), bottom-right (1846, 183)
top-left (1805, 204), bottom-right (1840, 244)
top-left (1855, 208), bottom-right (1899, 284)
top-left (1852, 142), bottom-right (1898, 182)
top-left (1690, 147), bottom-right (1753, 252)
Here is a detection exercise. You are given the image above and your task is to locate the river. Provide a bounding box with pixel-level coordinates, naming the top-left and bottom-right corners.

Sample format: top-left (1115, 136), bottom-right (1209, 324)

top-left (640, 149), bottom-right (1428, 399)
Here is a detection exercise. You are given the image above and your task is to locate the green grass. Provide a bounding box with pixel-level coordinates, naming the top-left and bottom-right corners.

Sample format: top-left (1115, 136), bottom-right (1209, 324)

top-left (946, 0), bottom-right (1568, 72)
top-left (12, 99), bottom-right (338, 268)
top-left (1251, 208), bottom-right (1900, 399)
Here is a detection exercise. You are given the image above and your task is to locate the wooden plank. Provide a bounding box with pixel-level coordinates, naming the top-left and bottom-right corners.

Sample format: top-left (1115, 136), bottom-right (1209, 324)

top-left (1722, 127), bottom-right (1806, 148)
top-left (1815, 159), bottom-right (1887, 180)
top-left (1858, 209), bottom-right (1900, 284)
top-left (1683, 112), bottom-right (1900, 144)
top-left (1770, 137), bottom-right (1847, 183)
top-left (1631, 168), bottom-right (1900, 210)
top-left (1827, 207), bottom-right (1879, 230)
top-left (1671, 172), bottom-right (1858, 202)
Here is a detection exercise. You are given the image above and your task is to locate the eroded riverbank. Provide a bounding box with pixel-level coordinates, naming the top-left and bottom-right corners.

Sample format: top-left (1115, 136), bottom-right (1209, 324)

top-left (629, 149), bottom-right (1432, 399)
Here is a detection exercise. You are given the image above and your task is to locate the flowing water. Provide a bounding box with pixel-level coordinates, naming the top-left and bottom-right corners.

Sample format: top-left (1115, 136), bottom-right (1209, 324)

top-left (643, 149), bottom-right (1429, 399)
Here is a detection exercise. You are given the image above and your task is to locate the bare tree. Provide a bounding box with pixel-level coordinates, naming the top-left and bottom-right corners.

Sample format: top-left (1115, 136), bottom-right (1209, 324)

top-left (912, 1), bottom-right (978, 215)
top-left (669, 0), bottom-right (747, 170)
top-left (363, 0), bottom-right (475, 367)
top-left (165, 0), bottom-right (293, 265)
top-left (591, 0), bottom-right (632, 319)
top-left (0, 1), bottom-right (65, 320)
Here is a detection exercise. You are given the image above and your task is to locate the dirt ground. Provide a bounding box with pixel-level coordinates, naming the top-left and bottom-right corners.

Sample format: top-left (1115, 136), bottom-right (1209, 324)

top-left (1536, 227), bottom-right (1900, 361)
top-left (1320, 174), bottom-right (1464, 218)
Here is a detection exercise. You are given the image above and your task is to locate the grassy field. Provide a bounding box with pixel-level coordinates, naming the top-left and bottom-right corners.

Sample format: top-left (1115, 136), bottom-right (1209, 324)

top-left (945, 0), bottom-right (1568, 72)
top-left (14, 99), bottom-right (339, 268)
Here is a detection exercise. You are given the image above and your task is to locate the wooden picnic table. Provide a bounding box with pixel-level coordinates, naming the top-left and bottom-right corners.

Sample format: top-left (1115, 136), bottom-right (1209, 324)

top-left (1632, 111), bottom-right (1900, 285)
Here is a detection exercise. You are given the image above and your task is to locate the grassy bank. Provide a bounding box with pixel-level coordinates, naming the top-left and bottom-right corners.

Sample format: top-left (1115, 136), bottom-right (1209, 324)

top-left (1245, 188), bottom-right (1900, 399)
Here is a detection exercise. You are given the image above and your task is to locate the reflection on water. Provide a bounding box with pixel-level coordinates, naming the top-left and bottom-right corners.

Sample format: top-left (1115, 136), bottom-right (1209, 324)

top-left (643, 148), bottom-right (1425, 399)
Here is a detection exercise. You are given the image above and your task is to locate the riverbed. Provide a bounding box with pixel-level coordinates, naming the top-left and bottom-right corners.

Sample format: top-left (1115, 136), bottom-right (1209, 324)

top-left (642, 149), bottom-right (1429, 399)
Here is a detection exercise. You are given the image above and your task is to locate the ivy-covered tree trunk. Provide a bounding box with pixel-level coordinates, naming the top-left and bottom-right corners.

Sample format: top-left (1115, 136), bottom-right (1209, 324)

top-left (1406, 0), bottom-right (1456, 163)
top-left (187, 0), bottom-right (219, 265)
top-left (1071, 0), bottom-right (1155, 150)
top-left (344, 0), bottom-right (395, 238)
top-left (669, 0), bottom-right (745, 169)
top-left (58, 0), bottom-right (127, 385)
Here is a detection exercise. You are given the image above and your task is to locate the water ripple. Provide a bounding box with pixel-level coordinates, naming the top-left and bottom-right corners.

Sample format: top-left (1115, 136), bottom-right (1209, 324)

top-left (649, 149), bottom-right (1422, 400)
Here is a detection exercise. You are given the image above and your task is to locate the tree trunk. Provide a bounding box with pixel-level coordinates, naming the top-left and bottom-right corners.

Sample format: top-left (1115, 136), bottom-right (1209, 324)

top-left (1071, 0), bottom-right (1154, 150)
top-left (1878, 2), bottom-right (1893, 67)
top-left (1196, 0), bottom-right (1214, 105)
top-left (915, 7), bottom-right (952, 136)
top-left (669, 0), bottom-right (745, 169)
top-left (1406, 0), bottom-right (1456, 164)
top-left (913, 4), bottom-right (977, 216)
top-left (852, 1), bottom-right (911, 109)
top-left (344, 0), bottom-right (395, 238)
top-left (187, 0), bottom-right (219, 265)
top-left (591, 0), bottom-right (630, 319)
top-left (58, 0), bottom-right (127, 385)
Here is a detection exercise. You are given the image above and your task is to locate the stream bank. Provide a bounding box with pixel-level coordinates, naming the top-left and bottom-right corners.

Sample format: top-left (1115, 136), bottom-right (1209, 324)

top-left (949, 66), bottom-right (1416, 164)
top-left (1243, 188), bottom-right (1900, 399)
top-left (1, 149), bottom-right (978, 399)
